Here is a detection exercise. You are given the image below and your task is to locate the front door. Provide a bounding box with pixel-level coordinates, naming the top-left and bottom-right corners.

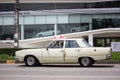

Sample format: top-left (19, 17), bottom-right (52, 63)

top-left (46, 40), bottom-right (65, 63)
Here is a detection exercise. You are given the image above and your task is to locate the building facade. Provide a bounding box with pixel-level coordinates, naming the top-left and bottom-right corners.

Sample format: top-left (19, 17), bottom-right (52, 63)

top-left (0, 0), bottom-right (120, 48)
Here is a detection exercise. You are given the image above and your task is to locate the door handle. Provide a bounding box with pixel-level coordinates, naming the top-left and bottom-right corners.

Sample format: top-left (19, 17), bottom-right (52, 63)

top-left (76, 49), bottom-right (80, 52)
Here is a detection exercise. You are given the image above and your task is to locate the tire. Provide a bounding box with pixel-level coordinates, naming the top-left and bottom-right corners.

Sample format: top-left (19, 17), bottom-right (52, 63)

top-left (24, 56), bottom-right (39, 67)
top-left (78, 57), bottom-right (93, 67)
top-left (72, 29), bottom-right (76, 32)
top-left (39, 34), bottom-right (43, 37)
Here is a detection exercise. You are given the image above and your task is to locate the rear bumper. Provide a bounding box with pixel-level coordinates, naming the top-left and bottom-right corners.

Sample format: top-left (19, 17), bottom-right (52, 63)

top-left (106, 54), bottom-right (112, 60)
top-left (106, 48), bottom-right (112, 60)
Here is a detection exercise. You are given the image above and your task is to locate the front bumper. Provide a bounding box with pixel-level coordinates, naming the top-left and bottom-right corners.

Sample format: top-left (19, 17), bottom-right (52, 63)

top-left (15, 56), bottom-right (20, 62)
top-left (15, 56), bottom-right (23, 62)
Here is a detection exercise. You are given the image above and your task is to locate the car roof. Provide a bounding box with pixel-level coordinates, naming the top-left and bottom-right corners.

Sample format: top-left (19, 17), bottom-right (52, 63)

top-left (52, 38), bottom-right (84, 41)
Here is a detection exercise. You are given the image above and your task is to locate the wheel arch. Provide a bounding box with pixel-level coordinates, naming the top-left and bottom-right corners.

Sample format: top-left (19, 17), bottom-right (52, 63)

top-left (78, 56), bottom-right (95, 64)
top-left (24, 55), bottom-right (40, 64)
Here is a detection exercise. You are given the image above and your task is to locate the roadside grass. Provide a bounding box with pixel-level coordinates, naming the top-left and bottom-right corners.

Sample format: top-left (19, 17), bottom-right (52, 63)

top-left (0, 52), bottom-right (120, 61)
top-left (111, 52), bottom-right (120, 60)
top-left (0, 54), bottom-right (14, 60)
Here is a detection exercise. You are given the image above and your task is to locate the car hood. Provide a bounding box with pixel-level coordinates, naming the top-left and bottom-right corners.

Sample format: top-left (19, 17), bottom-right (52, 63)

top-left (15, 48), bottom-right (46, 56)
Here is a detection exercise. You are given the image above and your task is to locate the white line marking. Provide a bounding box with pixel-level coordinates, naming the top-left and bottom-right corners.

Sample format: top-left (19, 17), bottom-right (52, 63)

top-left (0, 75), bottom-right (120, 78)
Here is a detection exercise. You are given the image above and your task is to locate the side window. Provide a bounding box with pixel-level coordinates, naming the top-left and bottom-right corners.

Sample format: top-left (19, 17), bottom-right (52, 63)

top-left (47, 41), bottom-right (56, 48)
top-left (48, 41), bottom-right (64, 48)
top-left (65, 40), bottom-right (79, 48)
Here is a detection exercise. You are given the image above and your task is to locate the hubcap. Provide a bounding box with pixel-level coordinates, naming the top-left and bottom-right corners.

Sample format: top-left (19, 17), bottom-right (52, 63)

top-left (27, 57), bottom-right (35, 66)
top-left (81, 57), bottom-right (90, 66)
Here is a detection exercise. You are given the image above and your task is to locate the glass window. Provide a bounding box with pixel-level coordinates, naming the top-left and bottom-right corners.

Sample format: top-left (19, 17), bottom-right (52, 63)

top-left (0, 17), bottom-right (3, 25)
top-left (46, 15), bottom-right (57, 24)
top-left (69, 23), bottom-right (81, 33)
top-left (24, 24), bottom-right (54, 39)
top-left (80, 15), bottom-right (92, 31)
top-left (92, 19), bottom-right (104, 29)
top-left (93, 15), bottom-right (104, 19)
top-left (0, 26), bottom-right (2, 40)
top-left (82, 40), bottom-right (92, 47)
top-left (80, 15), bottom-right (92, 23)
top-left (65, 40), bottom-right (79, 48)
top-left (58, 15), bottom-right (68, 23)
top-left (117, 15), bottom-right (120, 18)
top-left (57, 23), bottom-right (90, 35)
top-left (57, 23), bottom-right (90, 34)
top-left (3, 17), bottom-right (14, 25)
top-left (80, 23), bottom-right (90, 31)
top-left (57, 24), bottom-right (69, 34)
top-left (48, 40), bottom-right (64, 48)
top-left (24, 16), bottom-right (34, 24)
top-left (92, 18), bottom-right (120, 29)
top-left (0, 25), bottom-right (14, 40)
top-left (104, 14), bottom-right (116, 18)
top-left (35, 16), bottom-right (45, 24)
top-left (69, 14), bottom-right (80, 23)
top-left (19, 16), bottom-right (24, 24)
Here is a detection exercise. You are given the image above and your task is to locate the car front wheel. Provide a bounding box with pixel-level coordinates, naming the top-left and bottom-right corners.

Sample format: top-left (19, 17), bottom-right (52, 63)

top-left (24, 56), bottom-right (39, 67)
top-left (78, 57), bottom-right (93, 67)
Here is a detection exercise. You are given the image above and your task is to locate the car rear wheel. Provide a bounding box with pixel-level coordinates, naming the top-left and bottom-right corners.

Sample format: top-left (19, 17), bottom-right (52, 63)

top-left (78, 57), bottom-right (93, 67)
top-left (24, 56), bottom-right (39, 67)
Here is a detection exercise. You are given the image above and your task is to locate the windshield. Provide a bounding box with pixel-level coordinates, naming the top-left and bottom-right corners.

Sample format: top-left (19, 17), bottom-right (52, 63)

top-left (82, 40), bottom-right (92, 47)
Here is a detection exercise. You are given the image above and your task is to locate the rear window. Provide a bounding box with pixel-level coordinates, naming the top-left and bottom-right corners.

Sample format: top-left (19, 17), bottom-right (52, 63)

top-left (82, 40), bottom-right (92, 47)
top-left (65, 40), bottom-right (79, 48)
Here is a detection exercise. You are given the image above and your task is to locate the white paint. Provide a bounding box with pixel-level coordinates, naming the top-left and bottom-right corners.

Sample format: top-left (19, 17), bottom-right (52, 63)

top-left (21, 25), bottom-right (24, 40)
top-left (88, 34), bottom-right (93, 47)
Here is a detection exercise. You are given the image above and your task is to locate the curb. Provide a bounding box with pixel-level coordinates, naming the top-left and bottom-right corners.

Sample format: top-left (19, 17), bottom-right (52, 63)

top-left (96, 60), bottom-right (120, 64)
top-left (6, 60), bottom-right (15, 64)
top-left (0, 60), bottom-right (23, 64)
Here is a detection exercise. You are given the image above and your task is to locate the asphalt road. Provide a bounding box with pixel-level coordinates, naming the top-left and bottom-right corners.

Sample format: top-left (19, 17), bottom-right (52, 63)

top-left (0, 63), bottom-right (120, 80)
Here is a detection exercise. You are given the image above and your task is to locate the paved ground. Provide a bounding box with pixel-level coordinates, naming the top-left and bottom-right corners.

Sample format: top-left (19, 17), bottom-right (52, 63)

top-left (0, 63), bottom-right (120, 80)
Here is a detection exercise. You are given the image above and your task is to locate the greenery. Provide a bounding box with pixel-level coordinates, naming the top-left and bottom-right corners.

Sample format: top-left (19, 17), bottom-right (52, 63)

top-left (0, 48), bottom-right (23, 60)
top-left (0, 48), bottom-right (23, 56)
top-left (111, 52), bottom-right (120, 60)
top-left (0, 54), bottom-right (14, 60)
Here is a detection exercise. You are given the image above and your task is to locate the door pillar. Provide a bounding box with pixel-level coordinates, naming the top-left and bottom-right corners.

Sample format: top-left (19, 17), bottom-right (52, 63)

top-left (88, 34), bottom-right (93, 47)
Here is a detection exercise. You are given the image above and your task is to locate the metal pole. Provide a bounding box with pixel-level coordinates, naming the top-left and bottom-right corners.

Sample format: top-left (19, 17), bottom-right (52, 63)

top-left (14, 0), bottom-right (19, 48)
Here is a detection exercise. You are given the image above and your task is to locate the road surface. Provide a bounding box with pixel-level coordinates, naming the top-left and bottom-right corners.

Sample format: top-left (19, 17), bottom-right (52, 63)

top-left (0, 63), bottom-right (120, 80)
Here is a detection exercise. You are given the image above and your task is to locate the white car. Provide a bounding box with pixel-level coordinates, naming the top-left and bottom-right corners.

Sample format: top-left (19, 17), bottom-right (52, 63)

top-left (15, 38), bottom-right (112, 67)
top-left (70, 26), bottom-right (89, 32)
top-left (36, 30), bottom-right (60, 37)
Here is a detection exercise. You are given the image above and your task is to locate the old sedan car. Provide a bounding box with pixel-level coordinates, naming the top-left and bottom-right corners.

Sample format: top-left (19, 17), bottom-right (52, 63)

top-left (15, 38), bottom-right (112, 67)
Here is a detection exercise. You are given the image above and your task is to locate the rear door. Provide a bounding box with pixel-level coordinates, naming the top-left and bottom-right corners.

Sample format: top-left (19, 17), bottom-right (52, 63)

top-left (64, 40), bottom-right (80, 62)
